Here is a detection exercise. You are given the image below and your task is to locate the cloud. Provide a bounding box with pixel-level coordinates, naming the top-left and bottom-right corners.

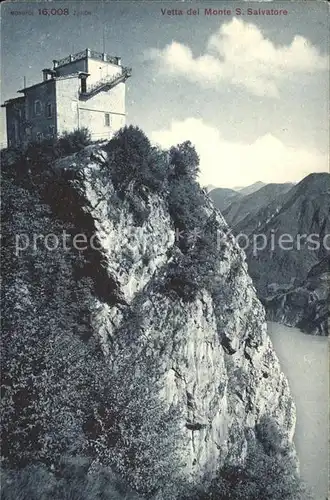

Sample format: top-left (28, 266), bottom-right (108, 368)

top-left (151, 118), bottom-right (328, 187)
top-left (145, 18), bottom-right (328, 97)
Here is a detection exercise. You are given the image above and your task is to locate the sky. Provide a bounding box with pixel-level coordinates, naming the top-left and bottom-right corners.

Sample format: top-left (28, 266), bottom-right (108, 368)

top-left (1, 0), bottom-right (329, 188)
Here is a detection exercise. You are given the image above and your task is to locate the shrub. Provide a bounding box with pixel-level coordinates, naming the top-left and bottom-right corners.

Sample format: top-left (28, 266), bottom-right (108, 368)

top-left (25, 137), bottom-right (60, 168)
top-left (163, 214), bottom-right (222, 301)
top-left (82, 350), bottom-right (185, 498)
top-left (169, 140), bottom-right (200, 181)
top-left (214, 444), bottom-right (308, 500)
top-left (106, 125), bottom-right (150, 189)
top-left (164, 233), bottom-right (220, 302)
top-left (192, 220), bottom-right (222, 287)
top-left (106, 126), bottom-right (168, 194)
top-left (167, 141), bottom-right (202, 244)
top-left (255, 415), bottom-right (285, 455)
top-left (105, 130), bottom-right (203, 233)
top-left (141, 145), bottom-right (169, 192)
top-left (24, 128), bottom-right (92, 173)
top-left (57, 128), bottom-right (92, 155)
top-left (168, 179), bottom-right (205, 250)
top-left (165, 256), bottom-right (200, 302)
top-left (1, 460), bottom-right (143, 500)
top-left (188, 420), bottom-right (310, 500)
top-left (126, 191), bottom-right (151, 226)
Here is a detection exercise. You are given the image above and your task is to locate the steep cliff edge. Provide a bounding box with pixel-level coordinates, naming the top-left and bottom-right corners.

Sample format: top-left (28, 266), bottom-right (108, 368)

top-left (1, 133), bottom-right (299, 498)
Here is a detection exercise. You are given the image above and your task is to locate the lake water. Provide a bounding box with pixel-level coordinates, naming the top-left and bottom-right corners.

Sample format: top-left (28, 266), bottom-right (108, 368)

top-left (267, 322), bottom-right (329, 500)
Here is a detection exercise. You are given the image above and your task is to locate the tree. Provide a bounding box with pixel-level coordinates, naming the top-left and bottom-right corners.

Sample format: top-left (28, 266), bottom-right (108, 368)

top-left (168, 178), bottom-right (205, 237)
top-left (106, 126), bottom-right (168, 194)
top-left (169, 140), bottom-right (200, 180)
top-left (107, 126), bottom-right (152, 189)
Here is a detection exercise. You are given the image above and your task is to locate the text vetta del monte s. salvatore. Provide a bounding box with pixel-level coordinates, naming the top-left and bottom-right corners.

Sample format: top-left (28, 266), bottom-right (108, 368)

top-left (161, 7), bottom-right (289, 16)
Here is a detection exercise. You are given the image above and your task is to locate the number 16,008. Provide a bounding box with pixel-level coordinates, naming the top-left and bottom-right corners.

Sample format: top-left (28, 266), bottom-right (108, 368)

top-left (38, 8), bottom-right (69, 15)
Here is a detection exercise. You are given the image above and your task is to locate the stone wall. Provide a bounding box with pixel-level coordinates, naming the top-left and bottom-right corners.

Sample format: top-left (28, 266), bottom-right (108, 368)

top-left (87, 58), bottom-right (122, 87)
top-left (5, 98), bottom-right (26, 147)
top-left (56, 74), bottom-right (125, 140)
top-left (22, 80), bottom-right (56, 143)
top-left (55, 76), bottom-right (80, 136)
top-left (55, 58), bottom-right (87, 77)
top-left (78, 80), bottom-right (126, 140)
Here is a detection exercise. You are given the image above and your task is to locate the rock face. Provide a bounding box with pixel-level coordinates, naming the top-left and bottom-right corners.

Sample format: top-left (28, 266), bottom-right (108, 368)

top-left (2, 145), bottom-right (297, 495)
top-left (266, 256), bottom-right (330, 335)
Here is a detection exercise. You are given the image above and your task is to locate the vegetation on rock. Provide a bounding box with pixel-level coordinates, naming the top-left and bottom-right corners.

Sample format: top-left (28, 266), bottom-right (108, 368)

top-left (1, 128), bottom-right (306, 499)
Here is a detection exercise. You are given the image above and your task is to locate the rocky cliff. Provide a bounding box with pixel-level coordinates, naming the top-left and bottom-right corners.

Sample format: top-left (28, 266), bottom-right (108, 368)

top-left (1, 136), bottom-right (298, 498)
top-left (266, 256), bottom-right (330, 335)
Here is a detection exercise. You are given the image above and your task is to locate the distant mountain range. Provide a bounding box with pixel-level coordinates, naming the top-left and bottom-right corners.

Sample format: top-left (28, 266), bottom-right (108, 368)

top-left (207, 187), bottom-right (242, 212)
top-left (222, 182), bottom-right (294, 228)
top-left (235, 181), bottom-right (267, 196)
top-left (209, 174), bottom-right (330, 335)
top-left (209, 181), bottom-right (292, 219)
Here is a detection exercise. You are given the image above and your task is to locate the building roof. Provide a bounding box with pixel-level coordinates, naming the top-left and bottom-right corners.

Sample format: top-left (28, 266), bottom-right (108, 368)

top-left (17, 73), bottom-right (79, 93)
top-left (17, 78), bottom-right (55, 93)
top-left (1, 96), bottom-right (25, 107)
top-left (53, 48), bottom-right (120, 69)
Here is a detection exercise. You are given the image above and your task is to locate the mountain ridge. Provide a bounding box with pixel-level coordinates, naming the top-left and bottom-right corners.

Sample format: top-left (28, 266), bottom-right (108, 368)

top-left (222, 182), bottom-right (294, 228)
top-left (236, 173), bottom-right (330, 335)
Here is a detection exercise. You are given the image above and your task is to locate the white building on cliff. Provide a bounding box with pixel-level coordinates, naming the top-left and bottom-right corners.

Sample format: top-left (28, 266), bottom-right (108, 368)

top-left (2, 48), bottom-right (131, 147)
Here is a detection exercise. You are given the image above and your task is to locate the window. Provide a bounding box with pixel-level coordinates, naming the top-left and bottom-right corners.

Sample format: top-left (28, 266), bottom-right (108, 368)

top-left (46, 125), bottom-right (55, 140)
top-left (34, 100), bottom-right (42, 116)
top-left (47, 125), bottom-right (55, 137)
top-left (105, 112), bottom-right (111, 127)
top-left (81, 78), bottom-right (87, 94)
top-left (46, 103), bottom-right (52, 118)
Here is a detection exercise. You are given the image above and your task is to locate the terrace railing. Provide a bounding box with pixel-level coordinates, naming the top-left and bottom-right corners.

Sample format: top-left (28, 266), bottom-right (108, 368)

top-left (54, 49), bottom-right (121, 68)
top-left (79, 67), bottom-right (132, 99)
